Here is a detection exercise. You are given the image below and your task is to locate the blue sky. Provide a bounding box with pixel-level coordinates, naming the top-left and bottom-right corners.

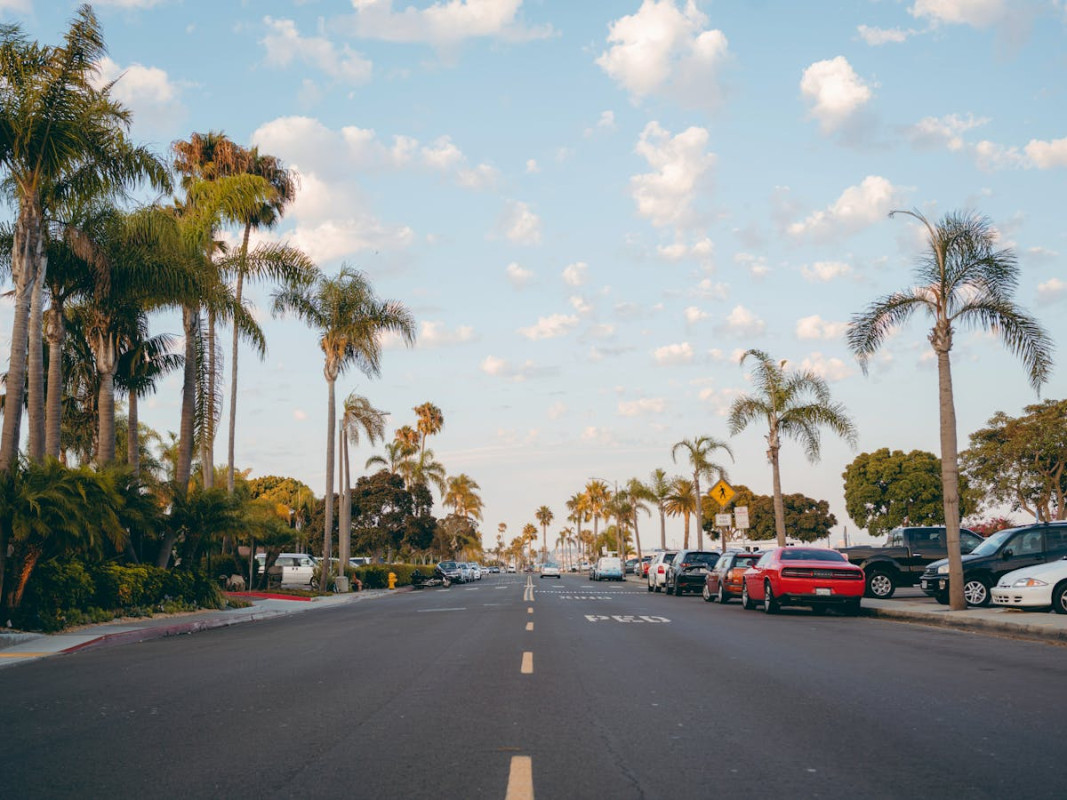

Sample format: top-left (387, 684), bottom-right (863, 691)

top-left (2, 0), bottom-right (1065, 548)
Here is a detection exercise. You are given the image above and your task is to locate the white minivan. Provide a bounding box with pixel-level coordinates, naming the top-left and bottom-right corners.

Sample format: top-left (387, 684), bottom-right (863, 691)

top-left (271, 553), bottom-right (317, 587)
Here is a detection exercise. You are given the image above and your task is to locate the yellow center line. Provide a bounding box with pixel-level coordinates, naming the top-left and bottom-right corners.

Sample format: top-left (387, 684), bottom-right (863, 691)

top-left (525, 621), bottom-right (533, 631)
top-left (527, 607), bottom-right (533, 614)
top-left (0, 652), bottom-right (49, 658)
top-left (505, 755), bottom-right (534, 800)
top-left (521, 651), bottom-right (534, 674)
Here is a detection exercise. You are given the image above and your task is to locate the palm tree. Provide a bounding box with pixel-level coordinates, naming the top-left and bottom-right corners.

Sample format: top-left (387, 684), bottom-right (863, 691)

top-left (664, 477), bottom-right (697, 549)
top-left (0, 6), bottom-right (170, 472)
top-left (273, 266), bottom-right (415, 589)
top-left (414, 402), bottom-right (444, 457)
top-left (364, 440), bottom-right (412, 475)
top-left (535, 505), bottom-right (554, 558)
top-left (624, 478), bottom-right (652, 561)
top-left (444, 473), bottom-right (483, 521)
top-left (338, 393), bottom-right (387, 573)
top-left (729, 349), bottom-right (857, 549)
top-left (584, 480), bottom-right (610, 556)
top-left (672, 436), bottom-right (733, 550)
top-left (557, 526), bottom-right (573, 568)
top-left (398, 447), bottom-right (447, 496)
top-left (647, 468), bottom-right (673, 550)
top-left (565, 492), bottom-right (587, 563)
top-left (848, 209), bottom-right (1052, 609)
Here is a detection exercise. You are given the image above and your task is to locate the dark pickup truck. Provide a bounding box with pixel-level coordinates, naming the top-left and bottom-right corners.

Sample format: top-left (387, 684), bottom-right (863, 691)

top-left (838, 526), bottom-right (983, 598)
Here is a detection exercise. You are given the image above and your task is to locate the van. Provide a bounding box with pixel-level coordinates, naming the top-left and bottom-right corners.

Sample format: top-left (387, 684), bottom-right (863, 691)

top-left (592, 556), bottom-right (624, 582)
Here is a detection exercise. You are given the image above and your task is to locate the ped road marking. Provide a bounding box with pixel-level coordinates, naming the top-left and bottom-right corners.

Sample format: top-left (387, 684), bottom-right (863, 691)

top-left (521, 651), bottom-right (534, 674)
top-left (584, 614), bottom-right (670, 623)
top-left (505, 755), bottom-right (534, 800)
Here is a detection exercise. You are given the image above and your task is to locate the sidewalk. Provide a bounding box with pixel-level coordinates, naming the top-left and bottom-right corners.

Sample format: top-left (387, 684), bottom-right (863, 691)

top-left (0, 587), bottom-right (403, 669)
top-left (862, 596), bottom-right (1067, 644)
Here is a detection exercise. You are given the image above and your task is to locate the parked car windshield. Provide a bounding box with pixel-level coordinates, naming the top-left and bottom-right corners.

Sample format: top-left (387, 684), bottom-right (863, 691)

top-left (439, 561), bottom-right (457, 569)
top-left (969, 528), bottom-right (1017, 557)
top-left (684, 552), bottom-right (718, 565)
top-left (781, 548), bottom-right (846, 562)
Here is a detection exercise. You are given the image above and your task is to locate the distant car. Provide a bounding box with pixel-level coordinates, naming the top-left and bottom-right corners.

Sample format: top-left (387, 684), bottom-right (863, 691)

top-left (489, 565), bottom-right (501, 574)
top-left (646, 550), bottom-right (678, 593)
top-left (704, 551), bottom-right (763, 603)
top-left (992, 557), bottom-right (1067, 613)
top-left (741, 547), bottom-right (864, 615)
top-left (636, 555), bottom-right (652, 580)
top-left (507, 564), bottom-right (516, 573)
top-left (435, 560), bottom-right (463, 586)
top-left (593, 556), bottom-right (624, 581)
top-left (270, 553), bottom-right (317, 587)
top-left (665, 549), bottom-right (720, 596)
top-left (540, 562), bottom-right (562, 579)
top-left (457, 562), bottom-right (474, 582)
top-left (468, 563), bottom-right (483, 580)
top-left (624, 558), bottom-right (638, 574)
top-left (348, 556), bottom-right (372, 567)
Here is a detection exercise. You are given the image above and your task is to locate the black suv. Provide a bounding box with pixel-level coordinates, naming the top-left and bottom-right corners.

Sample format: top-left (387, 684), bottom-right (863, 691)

top-left (920, 521), bottom-right (1067, 606)
top-left (666, 549), bottom-right (720, 596)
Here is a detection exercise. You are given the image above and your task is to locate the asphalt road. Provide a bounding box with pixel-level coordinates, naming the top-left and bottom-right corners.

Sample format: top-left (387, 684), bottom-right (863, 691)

top-left (2, 573), bottom-right (1066, 799)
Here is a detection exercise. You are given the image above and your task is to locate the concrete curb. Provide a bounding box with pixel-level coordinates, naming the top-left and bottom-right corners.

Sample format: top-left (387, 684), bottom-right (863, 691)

top-left (864, 605), bottom-right (1067, 645)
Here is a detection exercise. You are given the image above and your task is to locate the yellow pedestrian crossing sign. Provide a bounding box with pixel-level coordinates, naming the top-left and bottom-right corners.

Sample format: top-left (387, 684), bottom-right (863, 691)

top-left (709, 479), bottom-right (735, 506)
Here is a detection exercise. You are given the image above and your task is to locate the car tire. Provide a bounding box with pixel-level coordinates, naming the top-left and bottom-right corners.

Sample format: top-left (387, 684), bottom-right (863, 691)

top-left (717, 584), bottom-right (729, 605)
top-left (742, 582), bottom-right (757, 610)
top-left (702, 584), bottom-right (713, 602)
top-left (647, 582), bottom-right (653, 592)
top-left (675, 584), bottom-right (685, 597)
top-left (763, 581), bottom-right (779, 614)
top-left (963, 576), bottom-right (991, 607)
top-left (654, 583), bottom-right (662, 593)
top-left (1052, 581), bottom-right (1067, 615)
top-left (865, 568), bottom-right (896, 599)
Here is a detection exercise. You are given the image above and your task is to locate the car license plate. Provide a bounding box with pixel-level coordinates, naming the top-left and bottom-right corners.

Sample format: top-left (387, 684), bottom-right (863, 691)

top-left (815, 587), bottom-right (831, 596)
top-left (921, 580), bottom-right (930, 589)
top-left (694, 568), bottom-right (706, 574)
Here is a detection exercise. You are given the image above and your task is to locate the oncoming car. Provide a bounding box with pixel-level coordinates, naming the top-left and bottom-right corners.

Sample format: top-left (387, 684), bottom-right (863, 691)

top-left (540, 562), bottom-right (562, 579)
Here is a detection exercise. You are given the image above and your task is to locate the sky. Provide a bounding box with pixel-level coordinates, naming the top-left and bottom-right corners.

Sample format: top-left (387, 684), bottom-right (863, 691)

top-left (1, 0), bottom-right (1065, 550)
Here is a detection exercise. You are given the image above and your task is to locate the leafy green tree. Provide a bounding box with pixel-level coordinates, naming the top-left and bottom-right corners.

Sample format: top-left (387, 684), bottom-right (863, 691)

top-left (672, 436), bottom-right (733, 550)
top-left (729, 349), bottom-right (856, 547)
top-left (849, 209), bottom-right (1052, 610)
top-left (444, 473), bottom-right (483, 521)
top-left (746, 493), bottom-right (837, 543)
top-left (350, 470), bottom-right (412, 561)
top-left (843, 448), bottom-right (971, 536)
top-left (962, 399), bottom-right (1067, 522)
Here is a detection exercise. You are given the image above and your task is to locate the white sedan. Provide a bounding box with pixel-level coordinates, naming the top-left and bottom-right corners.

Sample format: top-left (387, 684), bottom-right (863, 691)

top-left (991, 557), bottom-right (1067, 613)
top-left (540, 562), bottom-right (561, 579)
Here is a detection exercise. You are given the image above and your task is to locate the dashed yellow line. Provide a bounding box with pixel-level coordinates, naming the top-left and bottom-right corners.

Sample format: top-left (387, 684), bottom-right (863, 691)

top-left (0, 652), bottom-right (49, 658)
top-left (521, 651), bottom-right (533, 674)
top-left (527, 607), bottom-right (533, 614)
top-left (525, 621), bottom-right (533, 631)
top-left (505, 755), bottom-right (534, 800)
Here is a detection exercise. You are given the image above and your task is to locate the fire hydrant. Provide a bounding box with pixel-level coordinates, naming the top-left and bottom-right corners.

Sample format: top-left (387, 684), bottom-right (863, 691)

top-left (387, 571), bottom-right (397, 590)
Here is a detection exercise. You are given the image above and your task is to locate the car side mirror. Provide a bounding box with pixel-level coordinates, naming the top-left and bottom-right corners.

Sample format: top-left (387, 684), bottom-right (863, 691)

top-left (1002, 549), bottom-right (1013, 560)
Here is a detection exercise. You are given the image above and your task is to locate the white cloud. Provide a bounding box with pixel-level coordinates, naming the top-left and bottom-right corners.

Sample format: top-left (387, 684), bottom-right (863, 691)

top-left (92, 56), bottom-right (183, 134)
top-left (800, 56), bottom-right (873, 133)
top-left (696, 278), bottom-right (729, 299)
top-left (909, 0), bottom-right (1007, 28)
top-left (596, 0), bottom-right (729, 111)
top-left (684, 306), bottom-right (708, 324)
top-left (722, 305), bottom-right (766, 338)
top-left (631, 121), bottom-right (715, 231)
top-left (652, 342), bottom-right (693, 365)
top-left (585, 110), bottom-right (617, 137)
top-left (1037, 277), bottom-right (1066, 305)
top-left (500, 200), bottom-right (542, 245)
top-left (525, 158), bottom-right (540, 173)
top-left (547, 402), bottom-right (567, 420)
top-left (801, 260), bottom-right (852, 282)
top-left (906, 113), bottom-right (989, 152)
top-left (800, 352), bottom-right (854, 382)
top-left (581, 426), bottom-right (616, 445)
top-left (93, 0), bottom-right (165, 7)
top-left (456, 163), bottom-right (500, 189)
top-left (345, 0), bottom-right (554, 46)
top-left (261, 17), bottom-right (373, 85)
top-left (517, 313), bottom-right (578, 340)
top-left (562, 261), bottom-right (588, 286)
top-left (618, 397), bottom-right (666, 416)
top-left (506, 262), bottom-right (534, 287)
top-left (972, 140), bottom-right (1026, 170)
top-left (569, 295), bottom-right (593, 315)
top-left (0, 0), bottom-right (31, 12)
top-left (657, 237), bottom-right (714, 263)
top-left (481, 355), bottom-right (508, 376)
top-left (857, 24), bottom-right (912, 44)
top-left (734, 252), bottom-right (770, 278)
top-left (418, 320), bottom-right (476, 347)
top-left (796, 315), bottom-right (848, 341)
top-left (1025, 138), bottom-right (1067, 169)
top-left (293, 408), bottom-right (308, 421)
top-left (789, 176), bottom-right (901, 241)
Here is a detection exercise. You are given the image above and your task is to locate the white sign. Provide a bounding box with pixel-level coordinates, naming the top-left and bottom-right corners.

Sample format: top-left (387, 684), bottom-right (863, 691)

top-left (715, 513), bottom-right (732, 527)
top-left (734, 506), bottom-right (749, 529)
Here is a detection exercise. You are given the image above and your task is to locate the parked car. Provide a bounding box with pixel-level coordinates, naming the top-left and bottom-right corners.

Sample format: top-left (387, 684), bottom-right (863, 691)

top-left (540, 562), bottom-right (562, 579)
top-left (921, 521), bottom-right (1067, 606)
top-left (646, 550), bottom-right (677, 593)
top-left (704, 551), bottom-right (763, 603)
top-left (741, 547), bottom-right (865, 615)
top-left (457, 562), bottom-right (474, 582)
top-left (269, 553), bottom-right (317, 587)
top-left (435, 560), bottom-right (464, 585)
top-left (665, 549), bottom-right (720, 596)
top-left (468, 563), bottom-right (483, 580)
top-left (636, 555), bottom-right (652, 579)
top-left (593, 556), bottom-right (624, 581)
top-left (992, 557), bottom-right (1067, 613)
top-left (624, 558), bottom-right (638, 574)
top-left (507, 564), bottom-right (516, 573)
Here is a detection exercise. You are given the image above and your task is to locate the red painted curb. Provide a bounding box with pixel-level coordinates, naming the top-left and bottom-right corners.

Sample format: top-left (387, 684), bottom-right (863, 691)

top-left (224, 591), bottom-right (314, 602)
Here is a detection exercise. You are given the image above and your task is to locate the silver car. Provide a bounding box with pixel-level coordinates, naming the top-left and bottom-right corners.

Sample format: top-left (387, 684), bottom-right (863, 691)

top-left (646, 550), bottom-right (678, 593)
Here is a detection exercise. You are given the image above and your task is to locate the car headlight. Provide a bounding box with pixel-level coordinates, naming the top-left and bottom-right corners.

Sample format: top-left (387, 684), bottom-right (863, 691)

top-left (936, 565), bottom-right (950, 575)
top-left (1011, 577), bottom-right (1049, 588)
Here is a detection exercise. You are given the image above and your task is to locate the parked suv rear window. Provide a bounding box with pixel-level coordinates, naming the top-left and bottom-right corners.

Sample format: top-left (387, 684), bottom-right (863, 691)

top-left (663, 553), bottom-right (676, 563)
top-left (684, 552), bottom-right (718, 565)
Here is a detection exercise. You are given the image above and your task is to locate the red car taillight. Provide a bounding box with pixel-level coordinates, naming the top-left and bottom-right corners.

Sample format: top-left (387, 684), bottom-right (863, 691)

top-left (657, 565), bottom-right (665, 574)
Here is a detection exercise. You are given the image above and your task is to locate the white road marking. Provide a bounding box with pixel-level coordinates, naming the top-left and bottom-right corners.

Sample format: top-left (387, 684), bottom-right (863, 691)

top-left (584, 614), bottom-right (670, 623)
top-left (525, 622), bottom-right (534, 631)
top-left (505, 755), bottom-right (534, 800)
top-left (521, 651), bottom-right (534, 674)
top-left (527, 607), bottom-right (533, 614)
top-left (417, 607), bottom-right (467, 613)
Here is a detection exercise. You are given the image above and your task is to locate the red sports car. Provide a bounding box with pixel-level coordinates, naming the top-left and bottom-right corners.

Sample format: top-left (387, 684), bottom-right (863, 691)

top-left (741, 547), bottom-right (864, 615)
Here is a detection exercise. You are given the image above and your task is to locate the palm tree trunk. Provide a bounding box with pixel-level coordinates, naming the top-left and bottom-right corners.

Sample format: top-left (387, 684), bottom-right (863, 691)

top-left (633, 512), bottom-right (642, 561)
top-left (323, 376), bottom-right (336, 589)
top-left (0, 203), bottom-right (43, 473)
top-left (937, 347), bottom-right (965, 611)
top-left (44, 306), bottom-right (65, 459)
top-left (683, 513), bottom-right (690, 549)
top-left (693, 473), bottom-right (703, 550)
top-left (128, 390), bottom-right (140, 477)
top-left (339, 423), bottom-right (351, 570)
top-left (26, 260), bottom-right (47, 462)
top-left (659, 507), bottom-right (667, 549)
top-left (201, 310), bottom-right (216, 489)
top-left (94, 334), bottom-right (118, 466)
top-left (770, 443), bottom-right (786, 548)
top-left (226, 227), bottom-right (251, 494)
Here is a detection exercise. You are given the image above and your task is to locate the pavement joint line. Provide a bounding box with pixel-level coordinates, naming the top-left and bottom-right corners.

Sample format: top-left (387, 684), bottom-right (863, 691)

top-left (505, 755), bottom-right (534, 800)
top-left (521, 651), bottom-right (533, 674)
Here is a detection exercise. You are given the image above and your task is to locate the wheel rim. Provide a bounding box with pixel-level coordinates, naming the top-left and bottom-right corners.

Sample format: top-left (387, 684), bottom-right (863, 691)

top-left (964, 580), bottom-right (987, 605)
top-left (718, 585), bottom-right (725, 603)
top-left (764, 582), bottom-right (774, 612)
top-left (869, 573), bottom-right (893, 597)
top-left (742, 584), bottom-right (749, 606)
top-left (1057, 587), bottom-right (1067, 614)
top-left (702, 585), bottom-right (711, 601)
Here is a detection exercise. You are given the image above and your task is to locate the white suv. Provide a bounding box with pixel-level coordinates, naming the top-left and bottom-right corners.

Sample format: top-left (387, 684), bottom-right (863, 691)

top-left (646, 550), bottom-right (678, 593)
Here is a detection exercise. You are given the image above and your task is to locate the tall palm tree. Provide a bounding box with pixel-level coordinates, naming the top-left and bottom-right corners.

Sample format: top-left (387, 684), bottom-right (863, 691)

top-left (273, 266), bottom-right (415, 589)
top-left (398, 447), bottom-right (447, 496)
top-left (557, 526), bottom-right (573, 568)
top-left (664, 477), bottom-right (696, 549)
top-left (848, 209), bottom-right (1051, 609)
top-left (535, 504), bottom-right (554, 558)
top-left (364, 440), bottom-right (411, 475)
top-left (414, 402), bottom-right (444, 457)
top-left (444, 473), bottom-right (483, 521)
top-left (338, 393), bottom-right (387, 573)
top-left (624, 478), bottom-right (652, 561)
top-left (584, 480), bottom-right (610, 556)
top-left (565, 492), bottom-right (586, 563)
top-left (647, 468), bottom-right (673, 550)
top-left (672, 436), bottom-right (733, 550)
top-left (729, 348), bottom-right (857, 549)
top-left (0, 6), bottom-right (170, 472)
